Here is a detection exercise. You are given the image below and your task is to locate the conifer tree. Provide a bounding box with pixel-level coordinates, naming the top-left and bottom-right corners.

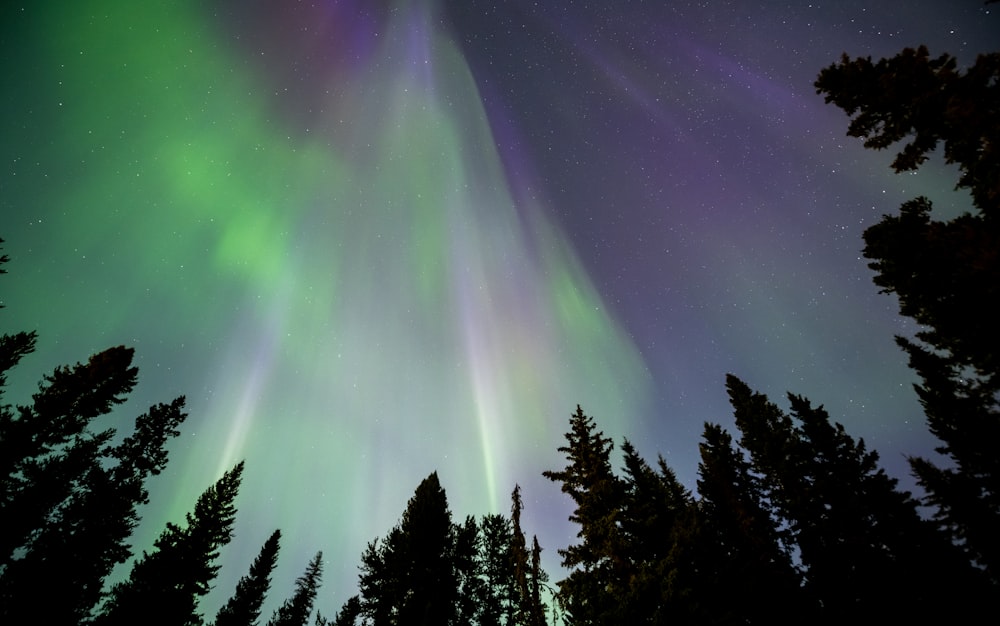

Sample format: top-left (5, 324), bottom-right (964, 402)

top-left (727, 376), bottom-right (982, 622)
top-left (97, 461), bottom-right (245, 626)
top-left (615, 440), bottom-right (695, 624)
top-left (452, 515), bottom-right (481, 626)
top-left (509, 485), bottom-right (531, 625)
top-left (527, 536), bottom-right (546, 626)
top-left (358, 472), bottom-right (458, 626)
top-left (0, 241), bottom-right (37, 396)
top-left (268, 551), bottom-right (324, 626)
top-left (1, 242), bottom-right (189, 624)
top-left (1, 397), bottom-right (187, 625)
top-left (510, 485), bottom-right (547, 626)
top-left (542, 405), bottom-right (624, 625)
top-left (815, 45), bottom-right (1000, 580)
top-left (0, 346), bottom-right (138, 568)
top-left (331, 595), bottom-right (361, 626)
top-left (476, 514), bottom-right (516, 626)
top-left (692, 422), bottom-right (809, 624)
top-left (214, 529), bottom-right (283, 626)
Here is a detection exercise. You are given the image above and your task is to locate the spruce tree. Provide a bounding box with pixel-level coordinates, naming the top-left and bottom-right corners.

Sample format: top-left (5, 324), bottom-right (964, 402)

top-left (97, 461), bottom-right (245, 626)
top-left (692, 422), bottom-right (809, 624)
top-left (476, 514), bottom-right (516, 626)
top-left (727, 376), bottom-right (982, 622)
top-left (0, 240), bottom-right (36, 395)
top-left (510, 485), bottom-right (547, 626)
top-left (1, 243), bottom-right (189, 624)
top-left (1, 398), bottom-right (187, 625)
top-left (268, 551), bottom-right (324, 626)
top-left (616, 440), bottom-right (694, 624)
top-left (358, 472), bottom-right (458, 626)
top-left (0, 346), bottom-right (138, 568)
top-left (815, 45), bottom-right (1000, 580)
top-left (542, 405), bottom-right (624, 625)
top-left (452, 515), bottom-right (481, 626)
top-left (214, 529), bottom-right (282, 626)
top-left (527, 536), bottom-right (546, 626)
top-left (331, 595), bottom-right (361, 626)
top-left (509, 485), bottom-right (531, 625)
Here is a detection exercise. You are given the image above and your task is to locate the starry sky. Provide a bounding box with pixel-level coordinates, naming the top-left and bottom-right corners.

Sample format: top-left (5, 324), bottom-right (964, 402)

top-left (1, 0), bottom-right (996, 617)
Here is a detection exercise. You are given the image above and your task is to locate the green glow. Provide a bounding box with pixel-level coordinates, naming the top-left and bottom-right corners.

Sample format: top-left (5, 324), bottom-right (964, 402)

top-left (3, 0), bottom-right (653, 614)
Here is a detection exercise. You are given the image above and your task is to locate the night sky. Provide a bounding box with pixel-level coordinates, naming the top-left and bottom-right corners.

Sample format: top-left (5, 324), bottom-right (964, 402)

top-left (2, 0), bottom-right (996, 617)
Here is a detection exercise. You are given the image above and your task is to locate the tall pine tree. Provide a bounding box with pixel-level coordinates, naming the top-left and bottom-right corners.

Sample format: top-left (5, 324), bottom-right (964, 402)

top-left (815, 45), bottom-right (1000, 580)
top-left (727, 375), bottom-right (982, 622)
top-left (616, 439), bottom-right (695, 625)
top-left (358, 472), bottom-right (458, 626)
top-left (0, 346), bottom-right (138, 568)
top-left (1, 397), bottom-right (187, 625)
top-left (475, 513), bottom-right (516, 626)
top-left (510, 485), bottom-right (547, 626)
top-left (214, 529), bottom-right (282, 626)
top-left (692, 422), bottom-right (809, 624)
top-left (1, 241), bottom-right (188, 624)
top-left (330, 595), bottom-right (361, 626)
top-left (542, 405), bottom-right (625, 625)
top-left (452, 515), bottom-right (481, 626)
top-left (267, 551), bottom-right (324, 626)
top-left (97, 461), bottom-right (245, 626)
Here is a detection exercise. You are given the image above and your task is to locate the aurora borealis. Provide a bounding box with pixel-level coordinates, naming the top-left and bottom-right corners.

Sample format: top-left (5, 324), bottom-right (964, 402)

top-left (1, 0), bottom-right (996, 616)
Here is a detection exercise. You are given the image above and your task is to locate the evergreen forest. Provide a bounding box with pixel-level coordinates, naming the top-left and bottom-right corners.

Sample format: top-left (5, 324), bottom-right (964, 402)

top-left (1, 44), bottom-right (998, 626)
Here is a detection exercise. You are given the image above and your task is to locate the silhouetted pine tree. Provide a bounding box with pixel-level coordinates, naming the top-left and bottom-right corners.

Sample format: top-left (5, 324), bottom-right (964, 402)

top-left (0, 241), bottom-right (37, 395)
top-left (691, 422), bottom-right (810, 624)
top-left (816, 45), bottom-right (1000, 581)
top-left (1, 244), bottom-right (190, 624)
top-left (331, 595), bottom-right (361, 626)
top-left (905, 333), bottom-right (1000, 578)
top-left (476, 514), bottom-right (516, 626)
top-left (96, 461), bottom-right (245, 626)
top-left (267, 551), bottom-right (324, 626)
top-left (358, 472), bottom-right (458, 626)
top-left (0, 346), bottom-right (138, 569)
top-left (727, 375), bottom-right (982, 622)
top-left (542, 405), bottom-right (625, 625)
top-left (214, 529), bottom-right (282, 626)
top-left (1, 397), bottom-right (187, 625)
top-left (510, 485), bottom-right (547, 626)
top-left (527, 537), bottom-right (546, 626)
top-left (452, 515), bottom-right (481, 626)
top-left (611, 440), bottom-right (688, 624)
top-left (509, 485), bottom-right (531, 626)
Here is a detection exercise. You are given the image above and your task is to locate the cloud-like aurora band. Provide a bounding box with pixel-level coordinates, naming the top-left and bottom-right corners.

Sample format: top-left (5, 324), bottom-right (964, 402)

top-left (1, 0), bottom-right (652, 612)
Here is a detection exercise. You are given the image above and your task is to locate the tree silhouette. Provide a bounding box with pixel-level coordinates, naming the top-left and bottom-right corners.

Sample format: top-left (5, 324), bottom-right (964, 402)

top-left (1, 396), bottom-right (188, 625)
top-left (0, 242), bottom-right (190, 624)
top-left (476, 513), bottom-right (516, 626)
top-left (727, 375), bottom-right (982, 622)
top-left (330, 595), bottom-right (361, 626)
top-left (690, 422), bottom-right (808, 624)
top-left (214, 529), bottom-right (283, 626)
top-left (358, 472), bottom-right (458, 626)
top-left (510, 485), bottom-right (547, 626)
top-left (452, 515), bottom-right (481, 626)
top-left (0, 346), bottom-right (138, 569)
top-left (268, 551), bottom-right (324, 626)
top-left (542, 405), bottom-right (624, 625)
top-left (615, 439), bottom-right (695, 625)
top-left (816, 45), bottom-right (1000, 580)
top-left (97, 461), bottom-right (245, 626)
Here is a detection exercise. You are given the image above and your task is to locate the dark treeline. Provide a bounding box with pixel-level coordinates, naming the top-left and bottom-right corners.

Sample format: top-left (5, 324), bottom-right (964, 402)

top-left (2, 43), bottom-right (998, 625)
